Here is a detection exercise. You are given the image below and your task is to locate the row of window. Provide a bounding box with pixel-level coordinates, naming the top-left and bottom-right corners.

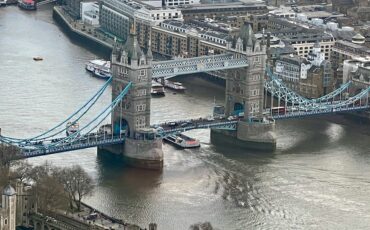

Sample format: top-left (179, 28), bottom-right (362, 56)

top-left (136, 104), bottom-right (146, 112)
top-left (136, 116), bottom-right (146, 129)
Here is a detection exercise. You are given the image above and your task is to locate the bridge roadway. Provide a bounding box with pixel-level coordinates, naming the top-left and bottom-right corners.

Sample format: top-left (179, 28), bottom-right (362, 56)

top-left (19, 119), bottom-right (239, 158)
top-left (273, 105), bottom-right (370, 120)
top-left (22, 133), bottom-right (126, 158)
top-left (18, 104), bottom-right (370, 158)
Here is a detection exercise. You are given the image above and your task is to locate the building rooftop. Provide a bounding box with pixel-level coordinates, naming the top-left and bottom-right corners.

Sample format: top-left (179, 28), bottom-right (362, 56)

top-left (336, 40), bottom-right (370, 52)
top-left (160, 19), bottom-right (234, 44)
top-left (280, 54), bottom-right (310, 66)
top-left (2, 184), bottom-right (16, 196)
top-left (180, 2), bottom-right (267, 11)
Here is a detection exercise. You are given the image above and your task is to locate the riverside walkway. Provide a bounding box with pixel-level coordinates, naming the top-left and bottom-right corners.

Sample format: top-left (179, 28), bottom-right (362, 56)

top-left (53, 6), bottom-right (114, 49)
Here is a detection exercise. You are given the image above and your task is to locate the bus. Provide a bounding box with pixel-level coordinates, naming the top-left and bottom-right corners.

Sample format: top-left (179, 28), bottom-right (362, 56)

top-left (213, 105), bottom-right (225, 119)
top-left (271, 107), bottom-right (286, 115)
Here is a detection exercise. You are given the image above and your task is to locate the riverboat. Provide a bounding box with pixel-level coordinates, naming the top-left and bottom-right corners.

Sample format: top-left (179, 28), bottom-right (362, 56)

top-left (164, 80), bottom-right (186, 92)
top-left (164, 133), bottom-right (200, 148)
top-left (18, 0), bottom-right (36, 10)
top-left (93, 68), bottom-right (111, 80)
top-left (33, 56), bottom-right (43, 61)
top-left (151, 81), bottom-right (165, 96)
top-left (86, 59), bottom-right (112, 80)
top-left (85, 59), bottom-right (107, 72)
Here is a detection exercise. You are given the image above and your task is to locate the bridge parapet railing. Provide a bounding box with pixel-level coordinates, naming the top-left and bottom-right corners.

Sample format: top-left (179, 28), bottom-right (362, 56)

top-left (22, 135), bottom-right (125, 157)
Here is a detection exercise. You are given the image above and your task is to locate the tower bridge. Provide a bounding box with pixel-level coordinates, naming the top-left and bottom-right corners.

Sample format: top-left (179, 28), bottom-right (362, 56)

top-left (1, 23), bottom-right (370, 169)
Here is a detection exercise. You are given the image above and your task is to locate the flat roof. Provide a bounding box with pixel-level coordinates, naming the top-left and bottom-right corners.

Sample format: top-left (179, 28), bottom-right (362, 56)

top-left (336, 40), bottom-right (370, 52)
top-left (181, 2), bottom-right (267, 10)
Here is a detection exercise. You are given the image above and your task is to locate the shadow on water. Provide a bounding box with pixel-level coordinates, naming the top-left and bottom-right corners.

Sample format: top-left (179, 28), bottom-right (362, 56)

top-left (96, 149), bottom-right (163, 192)
top-left (211, 142), bottom-right (276, 161)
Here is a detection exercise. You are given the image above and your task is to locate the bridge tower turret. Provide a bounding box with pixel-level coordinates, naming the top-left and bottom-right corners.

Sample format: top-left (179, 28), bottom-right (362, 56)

top-left (211, 22), bottom-right (276, 151)
top-left (99, 26), bottom-right (163, 170)
top-left (111, 27), bottom-right (152, 138)
top-left (225, 22), bottom-right (266, 120)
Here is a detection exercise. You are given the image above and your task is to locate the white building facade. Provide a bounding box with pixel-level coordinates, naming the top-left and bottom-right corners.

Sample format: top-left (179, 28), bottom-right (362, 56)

top-left (0, 185), bottom-right (16, 230)
top-left (80, 2), bottom-right (100, 26)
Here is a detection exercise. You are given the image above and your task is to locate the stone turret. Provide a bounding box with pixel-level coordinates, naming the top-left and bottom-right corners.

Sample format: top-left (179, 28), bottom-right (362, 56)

top-left (213, 22), bottom-right (276, 151)
top-left (99, 23), bottom-right (163, 170)
top-left (0, 184), bottom-right (17, 230)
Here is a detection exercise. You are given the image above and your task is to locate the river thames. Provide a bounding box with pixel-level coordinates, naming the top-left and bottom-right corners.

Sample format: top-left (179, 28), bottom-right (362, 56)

top-left (1, 5), bottom-right (370, 230)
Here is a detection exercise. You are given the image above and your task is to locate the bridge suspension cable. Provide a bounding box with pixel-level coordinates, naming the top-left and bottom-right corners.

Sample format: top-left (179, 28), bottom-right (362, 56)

top-left (265, 67), bottom-right (352, 105)
top-left (24, 82), bottom-right (132, 151)
top-left (0, 77), bottom-right (113, 144)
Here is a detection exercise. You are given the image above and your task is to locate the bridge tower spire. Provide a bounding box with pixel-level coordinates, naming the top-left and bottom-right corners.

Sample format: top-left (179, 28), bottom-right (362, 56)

top-left (99, 27), bottom-right (163, 170)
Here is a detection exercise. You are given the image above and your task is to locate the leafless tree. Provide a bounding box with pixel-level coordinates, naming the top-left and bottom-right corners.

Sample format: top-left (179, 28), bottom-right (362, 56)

top-left (0, 143), bottom-right (22, 187)
top-left (53, 165), bottom-right (94, 212)
top-left (28, 162), bottom-right (69, 212)
top-left (12, 160), bottom-right (33, 182)
top-left (0, 143), bottom-right (22, 168)
top-left (30, 174), bottom-right (69, 212)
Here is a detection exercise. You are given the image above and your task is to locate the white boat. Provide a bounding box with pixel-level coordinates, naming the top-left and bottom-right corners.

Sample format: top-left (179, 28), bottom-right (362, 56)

top-left (85, 59), bottom-right (107, 72)
top-left (86, 60), bottom-right (112, 80)
top-left (93, 68), bottom-right (112, 80)
top-left (151, 81), bottom-right (165, 96)
top-left (66, 122), bottom-right (80, 137)
top-left (164, 133), bottom-right (200, 148)
top-left (164, 80), bottom-right (186, 91)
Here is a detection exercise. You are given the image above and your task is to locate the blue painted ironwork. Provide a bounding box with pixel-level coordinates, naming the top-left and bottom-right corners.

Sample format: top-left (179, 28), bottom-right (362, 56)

top-left (3, 82), bottom-right (132, 157)
top-left (0, 77), bottom-right (113, 143)
top-left (152, 53), bottom-right (248, 79)
top-left (1, 54), bottom-right (370, 158)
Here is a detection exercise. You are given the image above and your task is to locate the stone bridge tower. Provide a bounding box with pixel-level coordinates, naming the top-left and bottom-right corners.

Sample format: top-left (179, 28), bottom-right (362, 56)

top-left (111, 28), bottom-right (152, 138)
top-left (225, 23), bottom-right (265, 120)
top-left (99, 27), bottom-right (163, 170)
top-left (211, 23), bottom-right (276, 151)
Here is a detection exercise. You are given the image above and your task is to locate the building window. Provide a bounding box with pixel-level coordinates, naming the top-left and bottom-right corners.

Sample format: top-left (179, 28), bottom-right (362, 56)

top-left (5, 219), bottom-right (7, 225)
top-left (139, 69), bottom-right (146, 76)
top-left (137, 89), bottom-right (147, 96)
top-left (119, 67), bottom-right (128, 77)
top-left (136, 116), bottom-right (146, 129)
top-left (136, 103), bottom-right (146, 112)
top-left (250, 102), bottom-right (259, 114)
top-left (138, 75), bottom-right (147, 82)
top-left (254, 56), bottom-right (261, 64)
top-left (250, 89), bottom-right (260, 96)
top-left (252, 74), bottom-right (260, 81)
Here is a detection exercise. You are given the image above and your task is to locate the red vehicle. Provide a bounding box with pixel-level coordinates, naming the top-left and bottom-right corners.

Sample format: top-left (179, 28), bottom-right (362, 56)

top-left (18, 0), bottom-right (36, 10)
top-left (271, 106), bottom-right (286, 115)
